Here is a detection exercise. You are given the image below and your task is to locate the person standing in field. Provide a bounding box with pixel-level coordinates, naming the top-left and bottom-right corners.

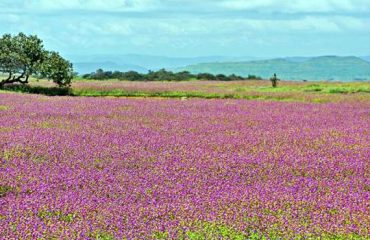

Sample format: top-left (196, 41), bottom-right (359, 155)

top-left (270, 73), bottom-right (279, 87)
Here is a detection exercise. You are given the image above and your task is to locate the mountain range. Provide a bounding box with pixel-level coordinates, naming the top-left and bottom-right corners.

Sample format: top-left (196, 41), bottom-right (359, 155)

top-left (70, 54), bottom-right (260, 74)
top-left (361, 56), bottom-right (370, 62)
top-left (71, 54), bottom-right (370, 81)
top-left (179, 56), bottom-right (370, 81)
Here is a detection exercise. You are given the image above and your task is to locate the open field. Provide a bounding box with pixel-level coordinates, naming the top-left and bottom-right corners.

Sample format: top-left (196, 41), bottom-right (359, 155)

top-left (1, 79), bottom-right (367, 103)
top-left (2, 2), bottom-right (370, 239)
top-left (0, 92), bottom-right (369, 239)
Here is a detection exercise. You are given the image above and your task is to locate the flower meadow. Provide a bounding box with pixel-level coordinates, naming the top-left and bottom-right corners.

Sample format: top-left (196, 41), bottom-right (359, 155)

top-left (0, 93), bottom-right (369, 239)
top-left (30, 79), bottom-right (370, 104)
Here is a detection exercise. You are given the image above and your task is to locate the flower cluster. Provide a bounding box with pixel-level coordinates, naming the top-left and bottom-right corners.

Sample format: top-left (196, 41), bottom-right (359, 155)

top-left (0, 93), bottom-right (369, 239)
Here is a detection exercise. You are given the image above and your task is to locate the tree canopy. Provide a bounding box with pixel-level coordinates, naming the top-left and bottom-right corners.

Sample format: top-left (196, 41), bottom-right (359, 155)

top-left (82, 68), bottom-right (262, 81)
top-left (0, 33), bottom-right (73, 87)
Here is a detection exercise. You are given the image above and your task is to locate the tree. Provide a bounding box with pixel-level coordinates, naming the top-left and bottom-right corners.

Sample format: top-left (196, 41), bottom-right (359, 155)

top-left (216, 74), bottom-right (228, 81)
top-left (197, 73), bottom-right (215, 80)
top-left (40, 51), bottom-right (73, 87)
top-left (93, 69), bottom-right (106, 80)
top-left (175, 71), bottom-right (194, 81)
top-left (0, 33), bottom-right (73, 87)
top-left (122, 71), bottom-right (143, 81)
top-left (80, 69), bottom-right (250, 82)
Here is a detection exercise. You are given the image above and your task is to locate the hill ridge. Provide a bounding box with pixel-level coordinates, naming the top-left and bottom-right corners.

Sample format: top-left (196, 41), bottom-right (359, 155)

top-left (178, 56), bottom-right (370, 81)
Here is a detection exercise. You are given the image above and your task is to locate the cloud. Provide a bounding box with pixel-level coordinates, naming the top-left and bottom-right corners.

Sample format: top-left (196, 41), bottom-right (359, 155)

top-left (238, 16), bottom-right (368, 33)
top-left (0, 0), bottom-right (369, 57)
top-left (219, 0), bottom-right (370, 13)
top-left (2, 0), bottom-right (370, 15)
top-left (21, 0), bottom-right (160, 12)
top-left (52, 15), bottom-right (369, 43)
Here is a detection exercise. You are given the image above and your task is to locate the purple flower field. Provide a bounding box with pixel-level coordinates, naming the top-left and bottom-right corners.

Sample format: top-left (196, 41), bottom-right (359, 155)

top-left (0, 93), bottom-right (369, 239)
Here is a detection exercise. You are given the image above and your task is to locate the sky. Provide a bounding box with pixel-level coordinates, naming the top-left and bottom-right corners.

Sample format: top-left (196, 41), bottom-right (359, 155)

top-left (1, 0), bottom-right (370, 59)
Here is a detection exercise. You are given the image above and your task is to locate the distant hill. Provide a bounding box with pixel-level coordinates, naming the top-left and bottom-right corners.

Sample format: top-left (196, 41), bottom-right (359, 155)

top-left (70, 54), bottom-right (261, 74)
top-left (360, 56), bottom-right (370, 62)
top-left (284, 57), bottom-right (312, 63)
top-left (102, 54), bottom-right (260, 70)
top-left (178, 56), bottom-right (370, 81)
top-left (71, 54), bottom-right (370, 81)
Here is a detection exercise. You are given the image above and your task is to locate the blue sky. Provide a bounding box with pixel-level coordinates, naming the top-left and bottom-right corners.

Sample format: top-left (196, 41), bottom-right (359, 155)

top-left (1, 0), bottom-right (369, 58)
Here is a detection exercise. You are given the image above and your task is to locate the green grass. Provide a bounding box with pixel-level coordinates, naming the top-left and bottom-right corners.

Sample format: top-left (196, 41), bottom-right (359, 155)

top-left (0, 105), bottom-right (9, 110)
top-left (1, 84), bottom-right (71, 96)
top-left (1, 79), bottom-right (369, 103)
top-left (326, 87), bottom-right (370, 94)
top-left (0, 185), bottom-right (13, 197)
top-left (71, 89), bottom-right (301, 102)
top-left (185, 222), bottom-right (247, 240)
top-left (229, 83), bottom-right (370, 94)
top-left (37, 209), bottom-right (76, 223)
top-left (73, 89), bottom-right (234, 99)
top-left (151, 221), bottom-right (368, 240)
top-left (92, 232), bottom-right (115, 240)
top-left (152, 222), bottom-right (248, 240)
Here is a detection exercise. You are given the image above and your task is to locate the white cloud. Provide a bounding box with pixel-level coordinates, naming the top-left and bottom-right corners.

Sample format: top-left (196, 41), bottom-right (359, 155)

top-left (2, 0), bottom-right (369, 14)
top-left (1, 0), bottom-right (369, 57)
top-left (219, 0), bottom-right (370, 13)
top-left (24, 0), bottom-right (159, 12)
top-left (58, 15), bottom-right (368, 40)
top-left (235, 16), bottom-right (355, 33)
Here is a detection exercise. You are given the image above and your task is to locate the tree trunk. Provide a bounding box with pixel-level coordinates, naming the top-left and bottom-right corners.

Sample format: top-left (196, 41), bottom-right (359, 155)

top-left (0, 69), bottom-right (29, 87)
top-left (0, 72), bottom-right (12, 87)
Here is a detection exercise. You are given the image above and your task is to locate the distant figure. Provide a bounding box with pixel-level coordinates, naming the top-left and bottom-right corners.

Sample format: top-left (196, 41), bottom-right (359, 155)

top-left (270, 73), bottom-right (279, 87)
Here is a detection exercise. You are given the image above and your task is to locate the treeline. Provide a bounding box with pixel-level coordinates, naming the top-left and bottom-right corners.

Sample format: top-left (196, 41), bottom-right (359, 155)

top-left (82, 69), bottom-right (262, 81)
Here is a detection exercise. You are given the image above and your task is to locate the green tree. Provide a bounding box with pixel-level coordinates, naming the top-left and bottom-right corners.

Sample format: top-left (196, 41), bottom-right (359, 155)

top-left (0, 33), bottom-right (73, 87)
top-left (197, 73), bottom-right (215, 80)
top-left (122, 71), bottom-right (143, 81)
top-left (40, 51), bottom-right (73, 87)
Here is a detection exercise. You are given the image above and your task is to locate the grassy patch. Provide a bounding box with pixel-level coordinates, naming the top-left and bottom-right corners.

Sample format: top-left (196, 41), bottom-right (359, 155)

top-left (303, 85), bottom-right (323, 92)
top-left (2, 145), bottom-right (47, 163)
top-left (0, 185), bottom-right (13, 197)
top-left (69, 81), bottom-right (370, 103)
top-left (151, 221), bottom-right (368, 240)
top-left (89, 231), bottom-right (115, 240)
top-left (151, 222), bottom-right (248, 239)
top-left (1, 80), bottom-right (369, 103)
top-left (185, 221), bottom-right (247, 240)
top-left (318, 233), bottom-right (366, 240)
top-left (0, 105), bottom-right (9, 110)
top-left (152, 231), bottom-right (169, 239)
top-left (327, 87), bottom-right (370, 94)
top-left (255, 86), bottom-right (300, 92)
top-left (72, 89), bottom-right (300, 102)
top-left (37, 209), bottom-right (77, 223)
top-left (0, 84), bottom-right (71, 96)
top-left (0, 127), bottom-right (14, 133)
